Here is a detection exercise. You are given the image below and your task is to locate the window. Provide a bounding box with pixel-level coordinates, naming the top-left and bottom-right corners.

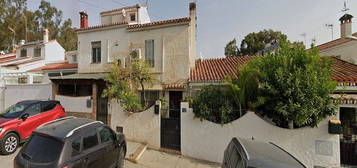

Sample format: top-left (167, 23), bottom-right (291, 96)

top-left (34, 47), bottom-right (41, 57)
top-left (71, 137), bottom-right (81, 156)
top-left (82, 130), bottom-right (99, 150)
top-left (18, 77), bottom-right (27, 84)
top-left (20, 49), bottom-right (27, 57)
top-left (92, 41), bottom-right (101, 63)
top-left (98, 126), bottom-right (115, 143)
top-left (141, 91), bottom-right (159, 107)
top-left (21, 135), bottom-right (63, 163)
top-left (41, 101), bottom-right (57, 113)
top-left (145, 39), bottom-right (154, 67)
top-left (24, 103), bottom-right (41, 117)
top-left (130, 14), bottom-right (136, 21)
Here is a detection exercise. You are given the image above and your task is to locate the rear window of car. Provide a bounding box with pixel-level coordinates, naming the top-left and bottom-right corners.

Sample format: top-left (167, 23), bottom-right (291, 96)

top-left (21, 135), bottom-right (63, 163)
top-left (41, 101), bottom-right (58, 112)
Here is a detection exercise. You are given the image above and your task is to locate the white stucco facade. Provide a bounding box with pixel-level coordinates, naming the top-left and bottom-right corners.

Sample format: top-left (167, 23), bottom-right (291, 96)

top-left (320, 40), bottom-right (357, 64)
top-left (110, 100), bottom-right (160, 148)
top-left (180, 102), bottom-right (340, 168)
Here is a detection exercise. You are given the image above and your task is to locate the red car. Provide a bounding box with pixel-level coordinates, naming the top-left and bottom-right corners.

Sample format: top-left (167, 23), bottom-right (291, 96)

top-left (0, 100), bottom-right (65, 155)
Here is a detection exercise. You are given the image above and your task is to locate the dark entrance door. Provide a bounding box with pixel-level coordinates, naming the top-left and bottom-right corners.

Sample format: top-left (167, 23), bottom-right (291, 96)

top-left (97, 85), bottom-right (108, 125)
top-left (161, 91), bottom-right (182, 151)
top-left (340, 107), bottom-right (357, 166)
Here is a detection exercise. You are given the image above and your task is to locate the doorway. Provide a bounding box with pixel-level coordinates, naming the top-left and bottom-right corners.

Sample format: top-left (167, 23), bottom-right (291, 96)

top-left (340, 107), bottom-right (357, 166)
top-left (160, 91), bottom-right (182, 151)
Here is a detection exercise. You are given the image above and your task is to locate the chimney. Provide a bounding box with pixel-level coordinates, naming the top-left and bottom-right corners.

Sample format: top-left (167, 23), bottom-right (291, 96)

top-left (19, 40), bottom-right (25, 46)
top-left (189, 2), bottom-right (197, 68)
top-left (43, 29), bottom-right (49, 43)
top-left (80, 11), bottom-right (89, 29)
top-left (340, 14), bottom-right (353, 38)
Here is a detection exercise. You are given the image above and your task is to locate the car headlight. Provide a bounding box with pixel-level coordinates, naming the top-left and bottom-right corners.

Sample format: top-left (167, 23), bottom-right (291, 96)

top-left (0, 127), bottom-right (3, 133)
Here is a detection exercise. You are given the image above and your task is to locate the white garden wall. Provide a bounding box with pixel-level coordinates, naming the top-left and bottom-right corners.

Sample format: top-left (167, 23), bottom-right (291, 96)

top-left (110, 100), bottom-right (160, 148)
top-left (55, 95), bottom-right (92, 113)
top-left (2, 84), bottom-right (52, 110)
top-left (181, 102), bottom-right (340, 168)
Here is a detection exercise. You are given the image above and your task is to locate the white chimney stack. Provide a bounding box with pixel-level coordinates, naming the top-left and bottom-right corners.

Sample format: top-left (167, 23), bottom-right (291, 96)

top-left (43, 29), bottom-right (49, 43)
top-left (19, 40), bottom-right (25, 46)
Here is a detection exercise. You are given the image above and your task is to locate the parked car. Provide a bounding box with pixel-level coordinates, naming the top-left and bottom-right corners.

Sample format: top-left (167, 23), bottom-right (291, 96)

top-left (0, 100), bottom-right (65, 155)
top-left (222, 137), bottom-right (306, 168)
top-left (14, 117), bottom-right (127, 168)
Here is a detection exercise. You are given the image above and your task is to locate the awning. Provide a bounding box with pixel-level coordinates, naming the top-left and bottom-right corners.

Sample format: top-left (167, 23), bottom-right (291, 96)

top-left (50, 73), bottom-right (107, 80)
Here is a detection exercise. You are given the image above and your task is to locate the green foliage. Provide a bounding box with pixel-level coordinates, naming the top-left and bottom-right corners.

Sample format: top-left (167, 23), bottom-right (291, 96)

top-left (103, 55), bottom-right (154, 112)
top-left (226, 64), bottom-right (261, 111)
top-left (239, 29), bottom-right (288, 56)
top-left (0, 0), bottom-right (77, 52)
top-left (102, 62), bottom-right (142, 112)
top-left (192, 85), bottom-right (240, 124)
top-left (225, 38), bottom-right (240, 57)
top-left (130, 56), bottom-right (154, 107)
top-left (249, 43), bottom-right (337, 128)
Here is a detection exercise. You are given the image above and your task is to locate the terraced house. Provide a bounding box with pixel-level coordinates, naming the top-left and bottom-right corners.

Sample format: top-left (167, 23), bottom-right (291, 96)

top-left (50, 3), bottom-right (197, 126)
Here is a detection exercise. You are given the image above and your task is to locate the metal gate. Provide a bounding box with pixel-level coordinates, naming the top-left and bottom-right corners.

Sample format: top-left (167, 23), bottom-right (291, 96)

top-left (340, 107), bottom-right (357, 166)
top-left (340, 136), bottom-right (357, 166)
top-left (161, 117), bottom-right (181, 151)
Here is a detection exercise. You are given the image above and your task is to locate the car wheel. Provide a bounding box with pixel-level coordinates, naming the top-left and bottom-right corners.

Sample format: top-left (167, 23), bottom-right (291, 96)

top-left (1, 133), bottom-right (19, 155)
top-left (117, 146), bottom-right (125, 168)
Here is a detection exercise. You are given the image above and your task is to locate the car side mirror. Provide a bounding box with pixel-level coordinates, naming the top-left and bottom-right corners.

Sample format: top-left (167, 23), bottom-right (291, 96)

top-left (20, 113), bottom-right (30, 121)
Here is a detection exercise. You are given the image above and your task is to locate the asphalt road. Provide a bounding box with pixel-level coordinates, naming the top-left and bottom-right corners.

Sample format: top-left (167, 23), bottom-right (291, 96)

top-left (0, 148), bottom-right (142, 168)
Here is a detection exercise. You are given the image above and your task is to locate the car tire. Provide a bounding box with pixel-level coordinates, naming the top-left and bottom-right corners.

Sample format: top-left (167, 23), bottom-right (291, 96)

top-left (116, 146), bottom-right (125, 168)
top-left (1, 133), bottom-right (19, 155)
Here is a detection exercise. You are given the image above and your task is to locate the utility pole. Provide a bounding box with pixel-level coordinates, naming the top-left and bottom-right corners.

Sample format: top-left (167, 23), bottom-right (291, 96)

top-left (325, 24), bottom-right (334, 40)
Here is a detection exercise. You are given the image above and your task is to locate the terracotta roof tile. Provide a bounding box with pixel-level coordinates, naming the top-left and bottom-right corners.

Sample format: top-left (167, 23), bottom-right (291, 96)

top-left (127, 17), bottom-right (190, 29)
top-left (189, 56), bottom-right (255, 82)
top-left (28, 62), bottom-right (78, 72)
top-left (331, 57), bottom-right (357, 84)
top-left (189, 56), bottom-right (357, 84)
top-left (163, 83), bottom-right (186, 89)
top-left (315, 33), bottom-right (357, 51)
top-left (76, 21), bottom-right (127, 32)
top-left (0, 55), bottom-right (16, 63)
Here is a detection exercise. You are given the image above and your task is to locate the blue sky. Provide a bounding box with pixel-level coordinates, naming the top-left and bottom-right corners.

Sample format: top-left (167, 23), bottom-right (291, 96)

top-left (27, 0), bottom-right (357, 58)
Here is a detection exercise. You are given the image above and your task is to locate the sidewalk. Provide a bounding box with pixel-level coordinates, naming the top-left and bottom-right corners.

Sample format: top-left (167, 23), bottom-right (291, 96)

top-left (126, 141), bottom-right (220, 168)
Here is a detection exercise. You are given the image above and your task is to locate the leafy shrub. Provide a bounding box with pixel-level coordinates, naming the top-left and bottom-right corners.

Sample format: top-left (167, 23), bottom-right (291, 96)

top-left (192, 85), bottom-right (240, 124)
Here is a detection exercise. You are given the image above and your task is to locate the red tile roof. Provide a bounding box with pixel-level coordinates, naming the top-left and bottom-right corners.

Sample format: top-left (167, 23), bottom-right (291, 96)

top-left (163, 83), bottom-right (186, 89)
top-left (28, 62), bottom-right (78, 72)
top-left (77, 17), bottom-right (190, 32)
top-left (76, 21), bottom-right (127, 32)
top-left (0, 55), bottom-right (16, 63)
top-left (100, 4), bottom-right (140, 15)
top-left (189, 56), bottom-right (357, 85)
top-left (331, 57), bottom-right (357, 84)
top-left (189, 56), bottom-right (255, 82)
top-left (315, 33), bottom-right (357, 51)
top-left (127, 17), bottom-right (191, 29)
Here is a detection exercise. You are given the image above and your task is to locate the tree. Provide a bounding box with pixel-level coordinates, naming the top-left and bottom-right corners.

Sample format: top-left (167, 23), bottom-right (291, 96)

top-left (0, 0), bottom-right (77, 52)
top-left (192, 85), bottom-right (239, 124)
top-left (225, 38), bottom-right (240, 57)
top-left (239, 29), bottom-right (287, 56)
top-left (248, 43), bottom-right (337, 128)
top-left (226, 64), bottom-right (261, 114)
top-left (102, 61), bottom-right (142, 112)
top-left (130, 55), bottom-right (154, 107)
top-left (103, 52), bottom-right (154, 111)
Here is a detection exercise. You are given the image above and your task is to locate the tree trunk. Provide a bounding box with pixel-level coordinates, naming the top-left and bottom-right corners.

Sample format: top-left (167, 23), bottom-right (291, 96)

top-left (140, 82), bottom-right (146, 107)
top-left (288, 120), bottom-right (294, 129)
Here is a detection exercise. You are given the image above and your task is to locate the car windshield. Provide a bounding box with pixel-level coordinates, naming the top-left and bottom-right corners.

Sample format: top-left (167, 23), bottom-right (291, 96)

top-left (21, 134), bottom-right (63, 163)
top-left (0, 102), bottom-right (35, 118)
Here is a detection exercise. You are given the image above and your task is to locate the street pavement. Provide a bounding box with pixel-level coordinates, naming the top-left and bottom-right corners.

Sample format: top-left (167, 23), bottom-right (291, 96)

top-left (1, 143), bottom-right (220, 168)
